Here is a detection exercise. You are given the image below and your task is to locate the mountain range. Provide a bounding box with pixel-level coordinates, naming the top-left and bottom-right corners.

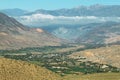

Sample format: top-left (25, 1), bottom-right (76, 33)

top-left (0, 4), bottom-right (120, 45)
top-left (1, 4), bottom-right (120, 17)
top-left (27, 4), bottom-right (120, 17)
top-left (1, 4), bottom-right (120, 27)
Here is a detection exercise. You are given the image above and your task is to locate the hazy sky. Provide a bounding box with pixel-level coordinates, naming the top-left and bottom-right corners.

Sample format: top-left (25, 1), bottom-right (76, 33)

top-left (0, 0), bottom-right (120, 10)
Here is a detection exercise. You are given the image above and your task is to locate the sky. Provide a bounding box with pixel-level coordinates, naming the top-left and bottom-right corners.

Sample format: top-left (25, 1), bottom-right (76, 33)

top-left (0, 0), bottom-right (120, 11)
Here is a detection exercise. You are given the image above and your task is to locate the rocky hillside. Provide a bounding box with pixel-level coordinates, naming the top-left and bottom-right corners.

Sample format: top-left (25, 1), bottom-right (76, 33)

top-left (0, 12), bottom-right (63, 50)
top-left (0, 58), bottom-right (61, 80)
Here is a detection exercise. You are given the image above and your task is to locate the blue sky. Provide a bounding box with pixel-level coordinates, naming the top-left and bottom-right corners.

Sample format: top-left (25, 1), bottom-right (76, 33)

top-left (0, 0), bottom-right (120, 11)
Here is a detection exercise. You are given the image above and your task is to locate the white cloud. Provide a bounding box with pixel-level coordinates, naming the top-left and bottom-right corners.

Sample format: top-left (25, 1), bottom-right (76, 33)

top-left (20, 14), bottom-right (54, 21)
top-left (19, 13), bottom-right (98, 21)
top-left (15, 13), bottom-right (120, 26)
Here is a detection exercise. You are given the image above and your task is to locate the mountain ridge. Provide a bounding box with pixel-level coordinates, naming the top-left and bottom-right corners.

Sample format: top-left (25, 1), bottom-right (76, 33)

top-left (25, 4), bottom-right (120, 17)
top-left (1, 4), bottom-right (120, 17)
top-left (0, 8), bottom-right (28, 16)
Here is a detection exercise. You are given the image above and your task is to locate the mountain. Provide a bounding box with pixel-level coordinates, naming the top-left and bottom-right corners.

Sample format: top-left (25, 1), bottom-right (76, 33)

top-left (41, 22), bottom-right (120, 44)
top-left (75, 22), bottom-right (120, 44)
top-left (0, 58), bottom-right (61, 80)
top-left (0, 8), bottom-right (28, 16)
top-left (0, 12), bottom-right (63, 50)
top-left (40, 24), bottom-right (83, 41)
top-left (27, 4), bottom-right (120, 17)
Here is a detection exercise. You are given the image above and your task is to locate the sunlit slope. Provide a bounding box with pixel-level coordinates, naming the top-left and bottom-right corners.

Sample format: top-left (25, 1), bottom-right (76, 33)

top-left (69, 45), bottom-right (120, 68)
top-left (0, 58), bottom-right (61, 80)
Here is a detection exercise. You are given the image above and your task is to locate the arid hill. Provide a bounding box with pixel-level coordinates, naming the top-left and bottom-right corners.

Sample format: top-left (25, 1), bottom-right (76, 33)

top-left (0, 57), bottom-right (61, 80)
top-left (69, 45), bottom-right (120, 68)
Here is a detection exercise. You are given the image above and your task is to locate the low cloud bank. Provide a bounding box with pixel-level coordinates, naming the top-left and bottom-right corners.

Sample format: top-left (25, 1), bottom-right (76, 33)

top-left (16, 13), bottom-right (120, 26)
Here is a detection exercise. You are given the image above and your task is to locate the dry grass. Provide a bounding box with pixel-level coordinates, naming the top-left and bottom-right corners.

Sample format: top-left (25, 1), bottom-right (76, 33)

top-left (0, 58), bottom-right (61, 80)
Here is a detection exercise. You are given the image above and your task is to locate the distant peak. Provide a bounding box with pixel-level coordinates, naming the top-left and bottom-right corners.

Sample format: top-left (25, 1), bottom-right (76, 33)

top-left (74, 5), bottom-right (86, 9)
top-left (89, 4), bottom-right (105, 8)
top-left (0, 12), bottom-right (26, 31)
top-left (75, 4), bottom-right (105, 9)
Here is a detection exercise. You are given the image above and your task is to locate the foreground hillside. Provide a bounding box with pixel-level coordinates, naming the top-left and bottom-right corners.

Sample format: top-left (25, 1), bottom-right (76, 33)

top-left (0, 57), bottom-right (119, 80)
top-left (69, 45), bottom-right (120, 68)
top-left (0, 58), bottom-right (61, 80)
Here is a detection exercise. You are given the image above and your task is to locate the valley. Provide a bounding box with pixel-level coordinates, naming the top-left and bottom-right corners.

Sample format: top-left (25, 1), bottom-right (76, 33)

top-left (0, 3), bottom-right (120, 80)
top-left (0, 57), bottom-right (120, 80)
top-left (0, 44), bottom-right (119, 76)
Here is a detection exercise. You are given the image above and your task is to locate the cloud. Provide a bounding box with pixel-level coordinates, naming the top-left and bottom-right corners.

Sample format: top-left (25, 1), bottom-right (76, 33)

top-left (16, 13), bottom-right (120, 26)
top-left (19, 13), bottom-right (98, 21)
